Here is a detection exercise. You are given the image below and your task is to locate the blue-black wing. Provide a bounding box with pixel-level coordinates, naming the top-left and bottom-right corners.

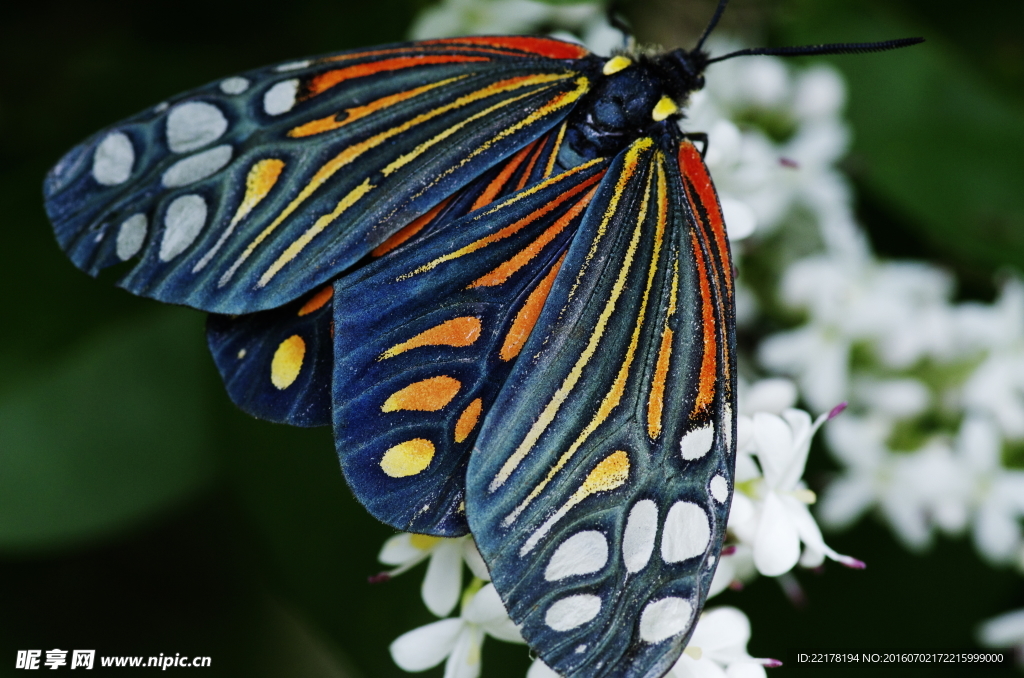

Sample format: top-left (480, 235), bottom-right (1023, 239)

top-left (330, 159), bottom-right (609, 535)
top-left (204, 124), bottom-right (574, 427)
top-left (466, 136), bottom-right (737, 678)
top-left (44, 37), bottom-right (594, 314)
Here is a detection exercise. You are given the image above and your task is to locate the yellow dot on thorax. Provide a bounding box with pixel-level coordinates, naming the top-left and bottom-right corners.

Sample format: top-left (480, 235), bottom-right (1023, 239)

top-left (602, 55), bottom-right (633, 76)
top-left (652, 96), bottom-right (679, 122)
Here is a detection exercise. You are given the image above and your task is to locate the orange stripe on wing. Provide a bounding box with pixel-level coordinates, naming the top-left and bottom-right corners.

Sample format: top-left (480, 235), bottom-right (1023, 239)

top-left (289, 77), bottom-right (463, 138)
top-left (372, 196), bottom-right (453, 257)
top-left (420, 36), bottom-right (589, 60)
top-left (303, 55), bottom-right (489, 98)
top-left (689, 229), bottom-right (717, 418)
top-left (677, 140), bottom-right (733, 298)
top-left (470, 141), bottom-right (538, 211)
top-left (468, 177), bottom-right (600, 288)
top-left (499, 251), bottom-right (566, 361)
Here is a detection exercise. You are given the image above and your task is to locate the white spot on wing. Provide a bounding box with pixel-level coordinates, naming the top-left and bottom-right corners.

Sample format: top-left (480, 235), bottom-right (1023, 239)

top-left (622, 500), bottom-right (658, 573)
top-left (680, 423), bottom-right (715, 460)
top-left (710, 475), bottom-right (729, 503)
top-left (162, 144), bottom-right (233, 187)
top-left (639, 597), bottom-right (693, 643)
top-left (160, 194), bottom-right (207, 261)
top-left (219, 77), bottom-right (250, 94)
top-left (545, 594), bottom-right (601, 631)
top-left (154, 102), bottom-right (169, 113)
top-left (275, 60), bottom-right (310, 72)
top-left (166, 102), bottom-right (228, 153)
top-left (544, 531), bottom-right (608, 581)
top-left (116, 213), bottom-right (147, 260)
top-left (264, 79), bottom-right (300, 115)
top-left (724, 404), bottom-right (733, 450)
top-left (661, 501), bottom-right (710, 563)
top-left (92, 132), bottom-right (134, 185)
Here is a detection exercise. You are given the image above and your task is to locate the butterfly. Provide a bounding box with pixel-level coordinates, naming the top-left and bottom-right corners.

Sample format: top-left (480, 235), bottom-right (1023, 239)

top-left (41, 0), bottom-right (921, 673)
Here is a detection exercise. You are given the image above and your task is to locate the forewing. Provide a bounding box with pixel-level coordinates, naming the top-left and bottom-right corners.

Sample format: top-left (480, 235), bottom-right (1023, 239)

top-left (203, 125), bottom-right (573, 427)
top-left (44, 37), bottom-right (593, 314)
top-left (465, 137), bottom-right (737, 678)
top-left (331, 159), bottom-right (609, 536)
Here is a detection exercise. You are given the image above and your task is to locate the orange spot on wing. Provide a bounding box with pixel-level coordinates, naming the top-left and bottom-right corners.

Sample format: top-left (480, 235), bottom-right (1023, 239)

top-left (380, 316), bottom-right (482, 360)
top-left (372, 197), bottom-right (452, 257)
top-left (454, 398), bottom-right (483, 443)
top-left (578, 450), bottom-right (630, 495)
top-left (470, 141), bottom-right (537, 211)
top-left (382, 375), bottom-right (461, 412)
top-left (421, 36), bottom-right (589, 60)
top-left (690, 230), bottom-right (717, 417)
top-left (304, 55), bottom-right (489, 98)
top-left (499, 252), bottom-right (566, 361)
top-left (298, 286), bottom-right (333, 316)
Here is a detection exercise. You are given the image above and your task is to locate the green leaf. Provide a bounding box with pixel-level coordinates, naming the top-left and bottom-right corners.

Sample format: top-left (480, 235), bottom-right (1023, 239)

top-left (0, 308), bottom-right (215, 551)
top-left (779, 0), bottom-right (1024, 275)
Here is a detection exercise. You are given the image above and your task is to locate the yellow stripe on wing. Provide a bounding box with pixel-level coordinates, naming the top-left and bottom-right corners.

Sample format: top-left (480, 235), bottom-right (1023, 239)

top-left (216, 72), bottom-right (572, 288)
top-left (488, 139), bottom-right (656, 494)
top-left (501, 155), bottom-right (668, 524)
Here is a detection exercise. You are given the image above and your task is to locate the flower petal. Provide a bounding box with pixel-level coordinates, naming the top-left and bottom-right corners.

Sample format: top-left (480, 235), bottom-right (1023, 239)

top-left (752, 413), bottom-right (794, 488)
top-left (423, 540), bottom-right (464, 617)
top-left (444, 625), bottom-right (484, 678)
top-left (528, 659), bottom-right (561, 678)
top-left (380, 533), bottom-right (427, 566)
top-left (464, 583), bottom-right (507, 624)
top-left (390, 618), bottom-right (463, 671)
top-left (753, 492), bottom-right (801, 576)
top-left (783, 495), bottom-right (862, 568)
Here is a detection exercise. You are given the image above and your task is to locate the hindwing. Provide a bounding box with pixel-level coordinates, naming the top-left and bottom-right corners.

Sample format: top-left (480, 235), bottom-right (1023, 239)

top-left (330, 160), bottom-right (609, 536)
top-left (44, 38), bottom-right (594, 314)
top-left (465, 137), bottom-right (736, 678)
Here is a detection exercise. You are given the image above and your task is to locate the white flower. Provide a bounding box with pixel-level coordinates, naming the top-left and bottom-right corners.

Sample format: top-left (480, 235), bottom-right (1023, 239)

top-left (730, 409), bottom-right (863, 576)
top-left (957, 416), bottom-right (1024, 565)
top-left (707, 543), bottom-right (756, 598)
top-left (378, 533), bottom-right (490, 617)
top-left (667, 607), bottom-right (779, 678)
top-left (527, 658), bottom-right (560, 678)
top-left (760, 257), bottom-right (960, 411)
top-left (979, 609), bottom-right (1024, 661)
top-left (408, 0), bottom-right (600, 41)
top-left (738, 377), bottom-right (798, 416)
top-left (391, 582), bottom-right (524, 678)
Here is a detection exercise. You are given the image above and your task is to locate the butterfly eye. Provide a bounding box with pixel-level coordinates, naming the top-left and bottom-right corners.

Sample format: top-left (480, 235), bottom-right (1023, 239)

top-left (602, 55), bottom-right (633, 76)
top-left (651, 96), bottom-right (679, 121)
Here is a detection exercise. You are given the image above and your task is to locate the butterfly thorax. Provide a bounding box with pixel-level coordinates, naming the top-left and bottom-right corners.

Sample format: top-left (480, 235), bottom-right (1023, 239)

top-left (557, 49), bottom-right (708, 169)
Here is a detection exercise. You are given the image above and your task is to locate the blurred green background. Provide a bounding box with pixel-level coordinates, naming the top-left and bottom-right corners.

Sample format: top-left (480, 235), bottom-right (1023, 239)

top-left (1, 0), bottom-right (1021, 675)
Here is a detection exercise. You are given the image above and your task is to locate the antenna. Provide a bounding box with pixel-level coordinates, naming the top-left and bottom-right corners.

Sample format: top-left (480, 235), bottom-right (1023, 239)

top-left (706, 37), bottom-right (924, 64)
top-left (695, 0), bottom-right (730, 52)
